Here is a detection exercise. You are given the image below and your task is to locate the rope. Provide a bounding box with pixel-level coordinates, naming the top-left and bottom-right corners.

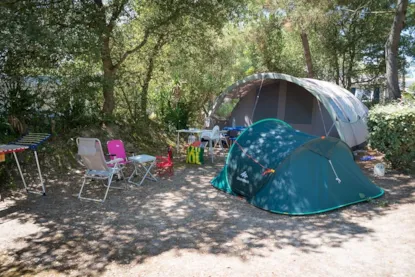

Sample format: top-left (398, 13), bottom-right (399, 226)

top-left (326, 121), bottom-right (336, 136)
top-left (234, 140), bottom-right (275, 175)
top-left (317, 100), bottom-right (328, 136)
top-left (251, 77), bottom-right (265, 120)
top-left (328, 160), bottom-right (341, 183)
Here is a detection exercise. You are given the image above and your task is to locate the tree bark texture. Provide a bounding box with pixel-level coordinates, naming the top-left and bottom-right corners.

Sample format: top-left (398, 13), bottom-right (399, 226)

top-left (385, 0), bottom-right (408, 100)
top-left (140, 35), bottom-right (166, 119)
top-left (101, 32), bottom-right (117, 115)
top-left (300, 31), bottom-right (314, 78)
top-left (102, 66), bottom-right (116, 115)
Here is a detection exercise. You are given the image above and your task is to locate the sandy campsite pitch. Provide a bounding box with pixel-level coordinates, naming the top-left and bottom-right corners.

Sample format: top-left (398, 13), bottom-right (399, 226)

top-left (0, 151), bottom-right (414, 277)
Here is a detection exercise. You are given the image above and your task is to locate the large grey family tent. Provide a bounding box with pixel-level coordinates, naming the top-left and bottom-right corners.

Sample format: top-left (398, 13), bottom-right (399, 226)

top-left (208, 73), bottom-right (369, 148)
top-left (211, 118), bottom-right (384, 215)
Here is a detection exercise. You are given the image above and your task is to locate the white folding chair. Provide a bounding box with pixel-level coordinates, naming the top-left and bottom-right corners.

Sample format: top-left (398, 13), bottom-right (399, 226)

top-left (201, 125), bottom-right (221, 162)
top-left (219, 132), bottom-right (229, 148)
top-left (188, 134), bottom-right (197, 145)
top-left (77, 138), bottom-right (124, 202)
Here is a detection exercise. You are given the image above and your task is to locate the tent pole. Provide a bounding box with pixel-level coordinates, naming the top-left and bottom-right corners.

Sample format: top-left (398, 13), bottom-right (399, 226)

top-left (251, 77), bottom-right (265, 121)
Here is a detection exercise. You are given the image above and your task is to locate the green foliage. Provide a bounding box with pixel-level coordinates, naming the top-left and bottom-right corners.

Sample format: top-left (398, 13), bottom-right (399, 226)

top-left (50, 74), bottom-right (102, 131)
top-left (216, 99), bottom-right (239, 118)
top-left (368, 103), bottom-right (415, 170)
top-left (0, 73), bottom-right (102, 136)
top-left (402, 91), bottom-right (415, 102)
top-left (408, 82), bottom-right (415, 94)
top-left (363, 99), bottom-right (381, 110)
top-left (318, 0), bottom-right (393, 88)
top-left (254, 15), bottom-right (285, 72)
top-left (164, 101), bottom-right (193, 131)
top-left (0, 76), bottom-right (41, 134)
top-left (155, 88), bottom-right (194, 131)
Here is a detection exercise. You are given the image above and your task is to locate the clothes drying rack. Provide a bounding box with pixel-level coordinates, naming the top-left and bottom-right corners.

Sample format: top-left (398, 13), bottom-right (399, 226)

top-left (0, 133), bottom-right (51, 195)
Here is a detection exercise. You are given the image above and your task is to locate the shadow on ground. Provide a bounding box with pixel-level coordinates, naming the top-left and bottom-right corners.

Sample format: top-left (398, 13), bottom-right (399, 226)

top-left (0, 151), bottom-right (414, 276)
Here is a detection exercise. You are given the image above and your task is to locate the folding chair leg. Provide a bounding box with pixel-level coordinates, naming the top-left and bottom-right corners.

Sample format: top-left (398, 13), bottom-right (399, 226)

top-left (102, 175), bottom-right (113, 202)
top-left (78, 176), bottom-right (87, 199)
top-left (119, 169), bottom-right (128, 189)
top-left (215, 139), bottom-right (222, 149)
top-left (223, 138), bottom-right (229, 148)
top-left (79, 174), bottom-right (118, 202)
top-left (103, 172), bottom-right (124, 189)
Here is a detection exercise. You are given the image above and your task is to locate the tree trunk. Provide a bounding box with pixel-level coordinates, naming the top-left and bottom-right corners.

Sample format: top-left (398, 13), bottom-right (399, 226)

top-left (141, 76), bottom-right (150, 120)
top-left (333, 53), bottom-right (340, 85)
top-left (101, 33), bottom-right (116, 115)
top-left (140, 53), bottom-right (158, 119)
top-left (401, 55), bottom-right (406, 91)
top-left (140, 35), bottom-right (166, 119)
top-left (93, 0), bottom-right (152, 116)
top-left (385, 0), bottom-right (408, 100)
top-left (102, 66), bottom-right (116, 115)
top-left (300, 30), bottom-right (314, 78)
top-left (346, 49), bottom-right (355, 91)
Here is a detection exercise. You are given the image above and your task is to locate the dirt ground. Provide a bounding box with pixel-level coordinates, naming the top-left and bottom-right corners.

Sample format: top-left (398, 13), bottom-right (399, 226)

top-left (0, 150), bottom-right (414, 277)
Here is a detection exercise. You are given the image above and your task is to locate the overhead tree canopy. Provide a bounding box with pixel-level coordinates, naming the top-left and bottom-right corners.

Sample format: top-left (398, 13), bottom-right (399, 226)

top-left (0, 0), bottom-right (414, 134)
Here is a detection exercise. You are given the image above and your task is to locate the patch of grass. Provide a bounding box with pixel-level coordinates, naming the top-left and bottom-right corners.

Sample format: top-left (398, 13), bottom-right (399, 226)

top-left (374, 200), bottom-right (390, 208)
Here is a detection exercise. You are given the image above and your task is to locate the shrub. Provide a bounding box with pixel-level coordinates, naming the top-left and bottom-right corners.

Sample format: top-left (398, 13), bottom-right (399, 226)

top-left (163, 101), bottom-right (193, 131)
top-left (368, 102), bottom-right (415, 170)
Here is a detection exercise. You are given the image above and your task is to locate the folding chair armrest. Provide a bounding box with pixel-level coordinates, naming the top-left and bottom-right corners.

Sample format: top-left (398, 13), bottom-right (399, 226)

top-left (107, 158), bottom-right (123, 164)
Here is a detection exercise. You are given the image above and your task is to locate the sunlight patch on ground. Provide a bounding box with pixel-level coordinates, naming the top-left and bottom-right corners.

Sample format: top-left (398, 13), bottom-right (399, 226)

top-left (0, 218), bottom-right (47, 251)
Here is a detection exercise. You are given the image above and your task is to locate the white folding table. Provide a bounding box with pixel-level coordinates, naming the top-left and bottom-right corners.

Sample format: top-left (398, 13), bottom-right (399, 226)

top-left (128, 154), bottom-right (157, 186)
top-left (176, 129), bottom-right (227, 153)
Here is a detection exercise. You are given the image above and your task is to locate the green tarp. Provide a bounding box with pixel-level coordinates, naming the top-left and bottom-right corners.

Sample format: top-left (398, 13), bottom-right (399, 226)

top-left (211, 118), bottom-right (384, 215)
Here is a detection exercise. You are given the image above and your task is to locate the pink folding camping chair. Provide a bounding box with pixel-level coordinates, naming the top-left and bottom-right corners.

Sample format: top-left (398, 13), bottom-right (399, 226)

top-left (107, 140), bottom-right (133, 179)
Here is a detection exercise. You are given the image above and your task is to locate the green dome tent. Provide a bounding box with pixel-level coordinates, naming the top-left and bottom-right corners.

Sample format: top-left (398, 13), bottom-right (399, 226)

top-left (211, 118), bottom-right (384, 215)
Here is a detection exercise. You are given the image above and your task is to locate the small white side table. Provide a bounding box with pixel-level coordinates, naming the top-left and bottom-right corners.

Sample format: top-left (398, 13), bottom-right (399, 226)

top-left (128, 155), bottom-right (157, 186)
